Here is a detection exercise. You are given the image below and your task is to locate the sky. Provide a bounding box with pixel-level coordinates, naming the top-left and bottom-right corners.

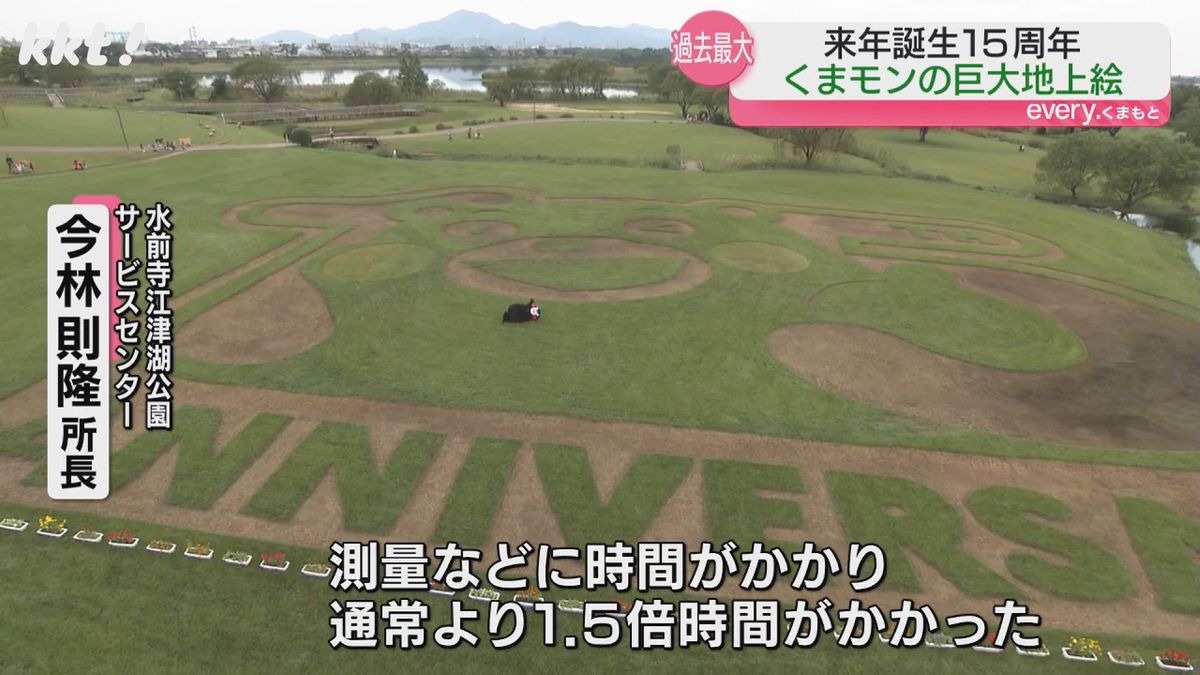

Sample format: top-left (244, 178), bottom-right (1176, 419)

top-left (5, 0), bottom-right (1200, 74)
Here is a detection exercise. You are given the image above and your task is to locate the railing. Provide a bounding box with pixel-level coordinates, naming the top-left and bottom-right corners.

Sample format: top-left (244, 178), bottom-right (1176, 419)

top-left (225, 103), bottom-right (423, 124)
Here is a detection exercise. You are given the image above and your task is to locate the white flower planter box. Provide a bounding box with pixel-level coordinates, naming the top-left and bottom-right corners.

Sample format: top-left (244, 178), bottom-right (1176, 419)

top-left (468, 590), bottom-right (500, 603)
top-left (108, 537), bottom-right (140, 548)
top-left (1016, 646), bottom-right (1051, 657)
top-left (1156, 658), bottom-right (1195, 673)
top-left (514, 595), bottom-right (543, 608)
top-left (223, 554), bottom-right (252, 567)
top-left (924, 635), bottom-right (957, 649)
top-left (36, 527), bottom-right (67, 538)
top-left (1107, 652), bottom-right (1145, 667)
top-left (73, 530), bottom-right (103, 543)
top-left (146, 542), bottom-right (177, 555)
top-left (557, 602), bottom-right (584, 614)
top-left (184, 548), bottom-right (214, 560)
top-left (973, 645), bottom-right (1004, 654)
top-left (259, 560), bottom-right (290, 573)
top-left (0, 519), bottom-right (29, 532)
top-left (301, 565), bottom-right (331, 579)
top-left (1062, 648), bottom-right (1100, 662)
top-left (428, 587), bottom-right (456, 597)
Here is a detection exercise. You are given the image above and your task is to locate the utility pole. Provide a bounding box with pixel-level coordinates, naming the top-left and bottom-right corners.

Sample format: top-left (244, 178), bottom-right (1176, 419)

top-left (115, 108), bottom-right (130, 151)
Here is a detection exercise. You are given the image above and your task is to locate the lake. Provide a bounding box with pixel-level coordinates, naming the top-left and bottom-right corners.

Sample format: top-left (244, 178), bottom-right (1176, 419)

top-left (171, 66), bottom-right (640, 98)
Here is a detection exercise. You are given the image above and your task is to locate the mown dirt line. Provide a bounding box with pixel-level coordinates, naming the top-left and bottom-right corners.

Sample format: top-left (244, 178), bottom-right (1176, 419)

top-left (446, 237), bottom-right (710, 302)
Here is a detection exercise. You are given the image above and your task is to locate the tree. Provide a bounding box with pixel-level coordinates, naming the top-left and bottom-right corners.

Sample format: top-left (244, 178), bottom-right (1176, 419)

top-left (1034, 132), bottom-right (1107, 200)
top-left (697, 86), bottom-right (728, 118)
top-left (0, 46), bottom-right (39, 85)
top-left (658, 69), bottom-right (697, 118)
top-left (1173, 97), bottom-right (1200, 148)
top-left (40, 61), bottom-right (91, 87)
top-left (343, 72), bottom-right (398, 106)
top-left (396, 52), bottom-right (429, 98)
top-left (157, 68), bottom-right (198, 100)
top-left (208, 76), bottom-right (229, 101)
top-left (482, 71), bottom-right (512, 106)
top-left (230, 58), bottom-right (295, 102)
top-left (773, 128), bottom-right (834, 165)
top-left (1099, 133), bottom-right (1200, 211)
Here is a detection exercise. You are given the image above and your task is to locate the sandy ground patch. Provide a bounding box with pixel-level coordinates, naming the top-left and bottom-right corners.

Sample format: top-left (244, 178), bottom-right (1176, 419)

top-left (441, 220), bottom-right (518, 240)
top-left (771, 267), bottom-right (1200, 450)
top-left (446, 237), bottom-right (710, 302)
top-left (719, 207), bottom-right (757, 218)
top-left (177, 266), bottom-right (333, 364)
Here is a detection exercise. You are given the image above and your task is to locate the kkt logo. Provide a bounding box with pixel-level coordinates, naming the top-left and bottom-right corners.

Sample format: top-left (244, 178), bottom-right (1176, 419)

top-left (19, 22), bottom-right (145, 66)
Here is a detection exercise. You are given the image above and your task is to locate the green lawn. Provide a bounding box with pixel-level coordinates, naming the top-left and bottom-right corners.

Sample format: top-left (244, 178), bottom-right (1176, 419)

top-left (3, 106), bottom-right (1200, 674)
top-left (0, 105), bottom-right (280, 147)
top-left (856, 129), bottom-right (1045, 194)
top-left (2, 148), bottom-right (1197, 468)
top-left (810, 265), bottom-right (1087, 371)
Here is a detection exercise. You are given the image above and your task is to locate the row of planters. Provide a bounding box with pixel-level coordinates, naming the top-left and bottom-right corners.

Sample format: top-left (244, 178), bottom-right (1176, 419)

top-left (4, 516), bottom-right (1195, 670)
top-left (848, 629), bottom-right (1193, 670)
top-left (3, 515), bottom-right (334, 579)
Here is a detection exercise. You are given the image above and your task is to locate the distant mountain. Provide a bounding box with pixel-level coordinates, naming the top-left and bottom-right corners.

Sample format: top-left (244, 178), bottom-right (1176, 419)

top-left (262, 10), bottom-right (670, 48)
top-left (255, 30), bottom-right (321, 44)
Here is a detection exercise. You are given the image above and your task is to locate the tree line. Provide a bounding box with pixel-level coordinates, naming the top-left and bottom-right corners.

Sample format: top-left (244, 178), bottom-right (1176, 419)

top-left (480, 58), bottom-right (618, 104)
top-left (152, 52), bottom-right (433, 104)
top-left (1035, 129), bottom-right (1200, 213)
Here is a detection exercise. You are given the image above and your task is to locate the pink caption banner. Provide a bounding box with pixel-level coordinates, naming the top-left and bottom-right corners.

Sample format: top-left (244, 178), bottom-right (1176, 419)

top-left (71, 194), bottom-right (121, 362)
top-left (730, 96), bottom-right (1173, 127)
top-left (672, 14), bottom-right (1172, 128)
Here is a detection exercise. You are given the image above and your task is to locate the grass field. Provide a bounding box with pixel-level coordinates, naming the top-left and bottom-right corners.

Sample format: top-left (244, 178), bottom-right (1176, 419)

top-left (0, 105), bottom-right (280, 147)
top-left (1, 96), bottom-right (1198, 674)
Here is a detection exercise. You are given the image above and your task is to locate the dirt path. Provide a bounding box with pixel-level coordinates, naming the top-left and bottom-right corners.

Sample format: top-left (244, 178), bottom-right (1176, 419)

top-left (446, 236), bottom-right (710, 302)
top-left (779, 212), bottom-right (1065, 263)
top-left (0, 377), bottom-right (1196, 639)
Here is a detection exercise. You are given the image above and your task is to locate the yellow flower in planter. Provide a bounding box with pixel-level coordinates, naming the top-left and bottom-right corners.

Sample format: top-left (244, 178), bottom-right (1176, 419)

top-left (38, 515), bottom-right (65, 531)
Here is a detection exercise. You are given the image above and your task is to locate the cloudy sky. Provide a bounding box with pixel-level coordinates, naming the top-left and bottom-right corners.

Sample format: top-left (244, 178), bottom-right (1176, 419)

top-left (7, 0), bottom-right (1200, 74)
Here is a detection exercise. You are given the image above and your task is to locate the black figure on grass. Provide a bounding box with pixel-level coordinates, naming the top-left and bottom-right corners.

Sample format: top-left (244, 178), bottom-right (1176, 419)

top-left (502, 299), bottom-right (541, 323)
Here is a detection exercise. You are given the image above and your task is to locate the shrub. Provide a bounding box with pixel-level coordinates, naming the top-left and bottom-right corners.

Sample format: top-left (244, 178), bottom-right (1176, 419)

top-left (1026, 138), bottom-right (1046, 149)
top-left (509, 116), bottom-right (518, 121)
top-left (408, 125), bottom-right (419, 133)
top-left (1155, 212), bottom-right (1198, 237)
top-left (435, 123), bottom-right (452, 130)
top-left (535, 114), bottom-right (547, 119)
top-left (289, 128), bottom-right (314, 147)
top-left (559, 113), bottom-right (574, 118)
